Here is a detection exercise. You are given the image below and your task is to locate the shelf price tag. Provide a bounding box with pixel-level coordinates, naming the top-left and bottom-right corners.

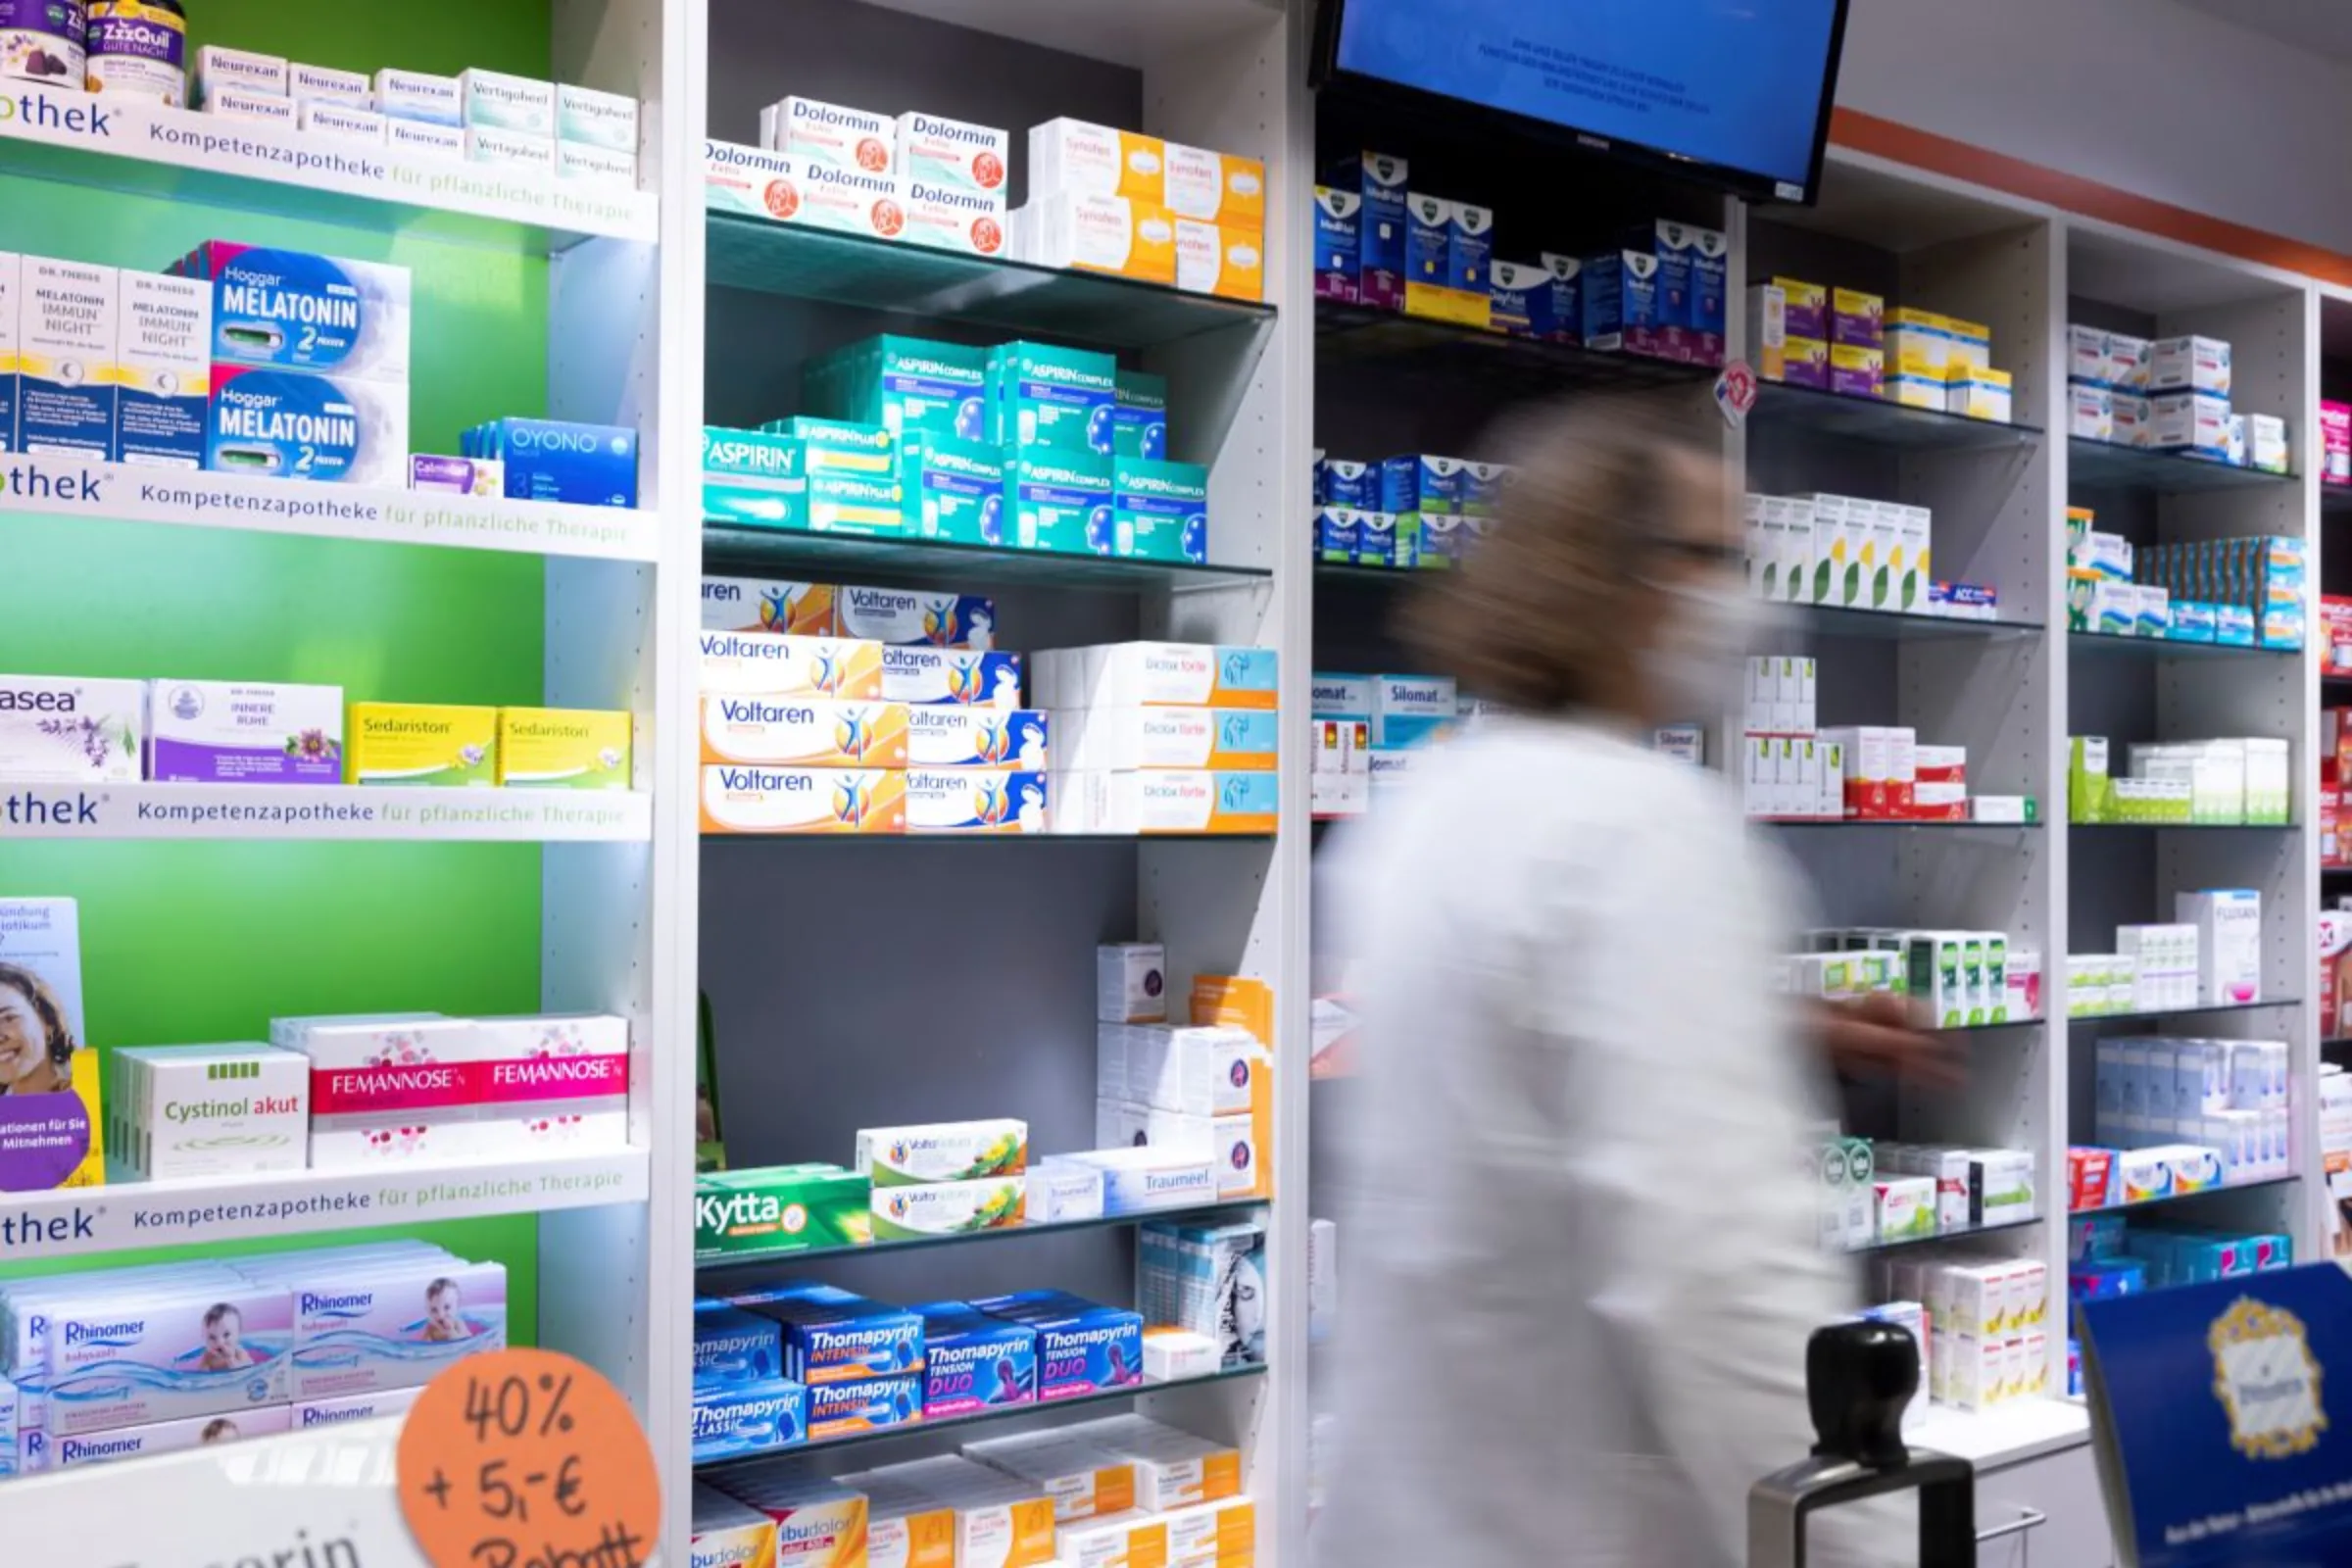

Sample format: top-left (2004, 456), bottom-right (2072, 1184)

top-left (1715, 359), bottom-right (1758, 429)
top-left (397, 1347), bottom-right (661, 1568)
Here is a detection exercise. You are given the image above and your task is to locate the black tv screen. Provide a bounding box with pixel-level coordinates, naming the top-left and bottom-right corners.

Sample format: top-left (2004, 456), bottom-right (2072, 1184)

top-left (1319, 0), bottom-right (1851, 204)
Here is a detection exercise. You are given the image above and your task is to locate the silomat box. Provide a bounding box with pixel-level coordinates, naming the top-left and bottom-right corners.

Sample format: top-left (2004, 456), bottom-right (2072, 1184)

top-left (695, 1164), bottom-right (874, 1259)
top-left (496, 707), bottom-right (632, 789)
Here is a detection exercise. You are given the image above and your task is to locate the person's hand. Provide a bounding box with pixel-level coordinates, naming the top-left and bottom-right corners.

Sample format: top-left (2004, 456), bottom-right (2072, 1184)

top-left (1812, 992), bottom-right (1963, 1085)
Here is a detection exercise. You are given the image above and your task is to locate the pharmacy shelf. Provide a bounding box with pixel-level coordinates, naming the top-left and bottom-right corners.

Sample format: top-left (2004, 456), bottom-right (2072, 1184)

top-left (1911, 1398), bottom-right (2091, 1467)
top-left (1311, 562), bottom-right (1446, 588)
top-left (0, 1415), bottom-right (420, 1563)
top-left (2323, 482), bottom-right (2352, 514)
top-left (0, 80), bottom-right (656, 249)
top-left (2071, 1173), bottom-right (2298, 1218)
top-left (707, 212), bottom-right (1273, 351)
top-left (0, 1146), bottom-right (650, 1263)
top-left (2070, 820), bottom-right (2298, 832)
top-left (2068, 439), bottom-right (2298, 495)
top-left (704, 522), bottom-right (1270, 592)
top-left (2066, 999), bottom-right (2303, 1025)
top-left (1754, 817), bottom-right (2044, 832)
top-left (1311, 301), bottom-right (1717, 397)
top-left (694, 1363), bottom-right (1269, 1471)
top-left (1844, 1213), bottom-right (2042, 1253)
top-left (2, 456), bottom-right (662, 563)
top-left (2068, 631), bottom-right (2299, 662)
top-left (1784, 604), bottom-right (2043, 642)
top-left (0, 783), bottom-right (655, 841)
top-left (696, 1200), bottom-right (1267, 1269)
top-left (1749, 383), bottom-right (2041, 452)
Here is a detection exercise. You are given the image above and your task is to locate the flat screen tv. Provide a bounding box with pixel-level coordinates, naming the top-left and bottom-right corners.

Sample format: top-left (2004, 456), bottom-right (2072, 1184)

top-left (1314, 0), bottom-right (1851, 205)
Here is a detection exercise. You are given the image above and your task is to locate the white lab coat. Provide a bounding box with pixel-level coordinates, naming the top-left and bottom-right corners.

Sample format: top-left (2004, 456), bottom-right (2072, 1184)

top-left (1313, 714), bottom-right (1903, 1568)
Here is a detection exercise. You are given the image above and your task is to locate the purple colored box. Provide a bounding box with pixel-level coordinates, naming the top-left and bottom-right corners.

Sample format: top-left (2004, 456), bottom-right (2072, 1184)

top-left (1313, 187), bottom-right (1361, 305)
top-left (146, 679), bottom-right (345, 784)
top-left (1831, 289), bottom-right (1885, 348)
top-left (1335, 151), bottom-right (1408, 312)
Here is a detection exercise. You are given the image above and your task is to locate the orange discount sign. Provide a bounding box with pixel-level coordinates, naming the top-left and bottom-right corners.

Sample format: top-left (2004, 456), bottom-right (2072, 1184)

top-left (397, 1347), bottom-right (662, 1568)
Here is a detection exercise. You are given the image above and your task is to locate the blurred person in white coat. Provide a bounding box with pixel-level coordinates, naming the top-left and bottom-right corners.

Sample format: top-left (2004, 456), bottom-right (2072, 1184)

top-left (1313, 403), bottom-right (1935, 1568)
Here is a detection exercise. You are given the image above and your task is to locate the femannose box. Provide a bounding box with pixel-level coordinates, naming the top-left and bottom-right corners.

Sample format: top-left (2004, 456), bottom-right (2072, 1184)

top-left (1029, 119), bottom-right (1165, 204)
top-left (700, 765), bottom-right (907, 835)
top-left (703, 575), bottom-right (838, 636)
top-left (701, 696), bottom-right (910, 768)
top-left (108, 1043), bottom-right (309, 1181)
top-left (698, 630), bottom-right (887, 700)
top-left (173, 241), bottom-right (413, 382)
top-left (18, 257), bottom-right (118, 458)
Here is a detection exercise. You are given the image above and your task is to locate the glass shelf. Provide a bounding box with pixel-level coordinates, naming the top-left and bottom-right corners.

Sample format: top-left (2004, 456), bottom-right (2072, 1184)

top-left (1844, 1213), bottom-right (2042, 1254)
top-left (1749, 383), bottom-right (2042, 452)
top-left (696, 1201), bottom-right (1266, 1270)
top-left (707, 212), bottom-right (1274, 350)
top-left (1756, 817), bottom-right (2042, 831)
top-left (693, 1363), bottom-right (1269, 1469)
top-left (2069, 631), bottom-right (2298, 662)
top-left (704, 523), bottom-right (1270, 592)
top-left (2069, 439), bottom-right (2298, 495)
top-left (1312, 301), bottom-right (1718, 396)
top-left (704, 832), bottom-right (1276, 844)
top-left (2072, 1174), bottom-right (2298, 1218)
top-left (2070, 821), bottom-right (2297, 831)
top-left (1784, 603), bottom-right (2043, 641)
top-left (2065, 999), bottom-right (2301, 1025)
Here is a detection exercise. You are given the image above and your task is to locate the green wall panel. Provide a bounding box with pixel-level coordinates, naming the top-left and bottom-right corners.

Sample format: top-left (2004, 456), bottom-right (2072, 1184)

top-left (0, 1), bottom-right (561, 1330)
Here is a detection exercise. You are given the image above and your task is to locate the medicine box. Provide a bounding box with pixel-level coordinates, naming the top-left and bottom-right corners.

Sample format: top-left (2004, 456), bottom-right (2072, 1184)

top-left (206, 366), bottom-right (409, 486)
top-left (702, 574), bottom-right (836, 636)
top-left (1017, 193), bottom-right (1177, 285)
top-left (962, 1430), bottom-right (1141, 1522)
top-left (857, 1120), bottom-right (1029, 1187)
top-left (1173, 218), bottom-right (1265, 303)
top-left (18, 258), bottom-right (118, 458)
top-left (699, 630), bottom-right (887, 700)
top-left (2179, 889), bottom-right (2262, 1005)
top-left (699, 765), bottom-right (906, 834)
top-left (808, 335), bottom-right (984, 443)
top-left (904, 707), bottom-right (1048, 769)
top-left (496, 707), bottom-right (632, 789)
top-left (343, 702), bottom-right (498, 787)
top-left (1312, 186), bottom-right (1361, 304)
top-left (1099, 944), bottom-right (1167, 1024)
top-left (905, 768), bottom-right (1049, 833)
top-left (1043, 1147), bottom-right (1219, 1215)
top-left (1112, 368), bottom-right (1168, 462)
top-left (1334, 151), bottom-right (1408, 310)
top-left (871, 1177), bottom-right (1027, 1239)
top-left (1056, 707), bottom-right (1278, 771)
top-left (692, 1379), bottom-right (808, 1464)
top-left (989, 340), bottom-right (1115, 450)
top-left (770, 96), bottom-right (895, 177)
top-left (969, 1293), bottom-right (1143, 1401)
top-left (836, 586), bottom-right (995, 650)
top-left (2152, 334), bottom-right (2231, 397)
top-left (1112, 457), bottom-right (1208, 564)
top-left (1034, 642), bottom-right (1277, 710)
top-left (882, 646), bottom-right (1024, 708)
top-left (695, 1165), bottom-right (873, 1257)
top-left (107, 1044), bottom-right (309, 1181)
top-left (696, 1305), bottom-right (788, 1394)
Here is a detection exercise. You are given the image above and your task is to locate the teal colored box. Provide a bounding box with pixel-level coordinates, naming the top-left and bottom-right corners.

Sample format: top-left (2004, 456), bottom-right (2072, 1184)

top-left (808, 471), bottom-right (907, 536)
top-left (1113, 368), bottom-right (1168, 460)
top-left (1418, 512), bottom-right (1469, 568)
top-left (706, 477), bottom-right (808, 530)
top-left (987, 342), bottom-right (1116, 455)
top-left (1112, 456), bottom-right (1207, 564)
top-left (1005, 445), bottom-right (1113, 555)
top-left (808, 335), bottom-right (986, 443)
top-left (702, 427), bottom-right (808, 527)
top-left (761, 416), bottom-right (897, 478)
top-left (903, 435), bottom-right (1006, 546)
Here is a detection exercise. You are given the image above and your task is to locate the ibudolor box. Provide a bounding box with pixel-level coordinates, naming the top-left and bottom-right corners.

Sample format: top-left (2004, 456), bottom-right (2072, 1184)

top-left (695, 1165), bottom-right (874, 1258)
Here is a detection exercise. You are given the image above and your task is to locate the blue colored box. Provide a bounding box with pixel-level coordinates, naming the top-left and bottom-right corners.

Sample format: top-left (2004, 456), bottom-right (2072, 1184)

top-left (172, 241), bottom-right (412, 381)
top-left (1352, 512), bottom-right (1399, 567)
top-left (1582, 250), bottom-right (1662, 353)
top-left (1333, 151), bottom-right (1408, 311)
top-left (806, 1375), bottom-right (923, 1439)
top-left (1379, 454), bottom-right (1467, 515)
top-left (1315, 507), bottom-right (1359, 564)
top-left (1541, 256), bottom-right (1583, 345)
top-left (1114, 369), bottom-right (1167, 462)
top-left (1488, 260), bottom-right (1557, 339)
top-left (1313, 185), bottom-right (1360, 304)
top-left (912, 1301), bottom-right (1037, 1419)
top-left (747, 1294), bottom-right (924, 1386)
top-left (2216, 604), bottom-right (2257, 646)
top-left (900, 435), bottom-right (1005, 546)
top-left (695, 1304), bottom-right (786, 1394)
top-left (210, 366), bottom-right (406, 484)
top-left (987, 342), bottom-right (1116, 456)
top-left (1112, 456), bottom-right (1207, 564)
top-left (2068, 1258), bottom-right (2145, 1300)
top-left (969, 1291), bottom-right (1144, 1401)
top-left (1418, 513), bottom-right (1470, 569)
top-left (1315, 459), bottom-right (1379, 509)
top-left (1005, 445), bottom-right (1113, 555)
top-left (474, 416), bottom-right (641, 508)
top-left (691, 1378), bottom-right (808, 1463)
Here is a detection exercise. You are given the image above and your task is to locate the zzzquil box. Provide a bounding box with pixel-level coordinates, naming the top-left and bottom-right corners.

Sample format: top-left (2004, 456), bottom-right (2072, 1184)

top-left (344, 703), bottom-right (499, 787)
top-left (700, 766), bottom-right (906, 834)
top-left (146, 679), bottom-right (343, 784)
top-left (496, 707), bottom-right (632, 789)
top-left (45, 1284), bottom-right (292, 1434)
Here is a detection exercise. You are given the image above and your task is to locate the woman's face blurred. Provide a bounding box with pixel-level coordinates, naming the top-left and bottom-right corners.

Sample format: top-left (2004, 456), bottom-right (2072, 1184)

top-left (0, 985), bottom-right (47, 1085)
top-left (1629, 450), bottom-right (1752, 726)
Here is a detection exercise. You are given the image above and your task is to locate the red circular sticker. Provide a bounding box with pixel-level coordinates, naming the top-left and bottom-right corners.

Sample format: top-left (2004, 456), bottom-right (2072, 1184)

top-left (857, 137), bottom-right (890, 172)
top-left (971, 216), bottom-right (1004, 255)
top-left (872, 199), bottom-right (905, 238)
top-left (763, 179), bottom-right (799, 220)
top-left (972, 151), bottom-right (1005, 190)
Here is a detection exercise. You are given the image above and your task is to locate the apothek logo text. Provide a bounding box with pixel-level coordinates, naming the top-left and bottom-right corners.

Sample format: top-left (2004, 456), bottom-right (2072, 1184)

top-left (0, 88), bottom-right (117, 140)
top-left (0, 1206), bottom-right (98, 1249)
top-left (1, 790), bottom-right (101, 827)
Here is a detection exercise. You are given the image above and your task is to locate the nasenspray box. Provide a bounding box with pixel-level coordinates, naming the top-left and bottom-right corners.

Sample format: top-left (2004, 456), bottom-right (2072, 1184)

top-left (1112, 457), bottom-right (1208, 564)
top-left (1005, 446), bottom-right (1114, 555)
top-left (56, 1404), bottom-right (296, 1468)
top-left (987, 342), bottom-right (1115, 455)
top-left (45, 1285), bottom-right (292, 1434)
top-left (112, 271), bottom-right (210, 466)
top-left (18, 258), bottom-right (118, 457)
top-left (1335, 151), bottom-right (1408, 310)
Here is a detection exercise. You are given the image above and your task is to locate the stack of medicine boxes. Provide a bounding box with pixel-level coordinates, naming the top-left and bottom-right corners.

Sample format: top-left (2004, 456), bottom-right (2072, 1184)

top-left (2087, 1036), bottom-right (2291, 1197)
top-left (697, 582), bottom-right (1049, 834)
top-left (1878, 1253), bottom-right (2051, 1414)
top-left (1096, 941), bottom-right (1274, 1203)
top-left (2067, 325), bottom-right (2291, 472)
top-left (1308, 671), bottom-right (1450, 817)
top-left (5, 251), bottom-right (208, 469)
top-left (1039, 642), bottom-right (1280, 834)
top-left (1739, 654), bottom-right (1833, 819)
top-left (1743, 492), bottom-right (1935, 616)
top-left (1017, 118), bottom-right (1266, 301)
top-left (172, 240), bottom-right (412, 485)
top-left (759, 95), bottom-right (1010, 259)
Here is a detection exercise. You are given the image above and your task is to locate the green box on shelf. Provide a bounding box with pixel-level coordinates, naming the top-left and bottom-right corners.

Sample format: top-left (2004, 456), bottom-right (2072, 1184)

top-left (2068, 736), bottom-right (2113, 823)
top-left (1005, 445), bottom-right (1112, 555)
top-left (808, 335), bottom-right (987, 443)
top-left (903, 434), bottom-right (1007, 545)
top-left (1111, 456), bottom-right (1206, 564)
top-left (987, 341), bottom-right (1117, 455)
top-left (704, 426), bottom-right (807, 529)
top-left (762, 416), bottom-right (898, 478)
top-left (695, 1163), bottom-right (873, 1258)
top-left (1113, 368), bottom-right (1169, 459)
top-left (809, 471), bottom-right (909, 535)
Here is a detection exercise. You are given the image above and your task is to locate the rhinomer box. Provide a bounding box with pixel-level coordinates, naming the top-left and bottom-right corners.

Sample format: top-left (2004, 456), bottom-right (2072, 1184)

top-left (45, 1283), bottom-right (292, 1434)
top-left (0, 673), bottom-right (144, 781)
top-left (344, 703), bottom-right (499, 786)
top-left (496, 708), bottom-right (632, 789)
top-left (253, 1254), bottom-right (508, 1400)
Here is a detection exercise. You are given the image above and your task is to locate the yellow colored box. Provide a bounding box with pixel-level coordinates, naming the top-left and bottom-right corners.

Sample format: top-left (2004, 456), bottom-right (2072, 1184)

top-left (701, 696), bottom-right (909, 766)
top-left (1886, 350), bottom-right (1949, 411)
top-left (1174, 220), bottom-right (1263, 302)
top-left (1030, 119), bottom-right (1165, 204)
top-left (700, 765), bottom-right (906, 834)
top-left (1163, 1496), bottom-right (1255, 1567)
top-left (1403, 280), bottom-right (1491, 330)
top-left (497, 707), bottom-right (632, 789)
top-left (1164, 144), bottom-right (1264, 230)
top-left (866, 1499), bottom-right (956, 1568)
top-left (345, 703), bottom-right (499, 787)
top-left (699, 630), bottom-right (886, 700)
top-left (1023, 193), bottom-right (1177, 284)
top-left (725, 1480), bottom-right (869, 1568)
top-left (1057, 1510), bottom-right (1170, 1568)
top-left (1772, 275), bottom-right (1827, 334)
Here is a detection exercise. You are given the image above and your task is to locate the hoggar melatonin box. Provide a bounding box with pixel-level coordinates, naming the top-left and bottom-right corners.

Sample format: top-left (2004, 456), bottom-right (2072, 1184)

top-left (207, 367), bottom-right (410, 486)
top-left (146, 679), bottom-right (343, 784)
top-left (172, 243), bottom-right (412, 382)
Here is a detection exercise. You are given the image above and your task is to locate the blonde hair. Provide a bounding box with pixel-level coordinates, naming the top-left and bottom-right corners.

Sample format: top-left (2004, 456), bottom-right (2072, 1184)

top-left (1402, 400), bottom-right (1721, 712)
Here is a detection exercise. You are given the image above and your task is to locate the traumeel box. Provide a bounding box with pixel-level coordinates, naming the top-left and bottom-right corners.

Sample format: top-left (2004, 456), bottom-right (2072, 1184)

top-left (496, 707), bottom-right (632, 789)
top-left (700, 765), bottom-right (907, 834)
top-left (344, 703), bottom-right (499, 787)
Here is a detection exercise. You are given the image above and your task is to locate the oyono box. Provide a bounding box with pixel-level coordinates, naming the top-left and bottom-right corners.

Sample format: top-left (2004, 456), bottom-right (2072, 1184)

top-left (696, 1165), bottom-right (875, 1259)
top-left (173, 243), bottom-right (411, 381)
